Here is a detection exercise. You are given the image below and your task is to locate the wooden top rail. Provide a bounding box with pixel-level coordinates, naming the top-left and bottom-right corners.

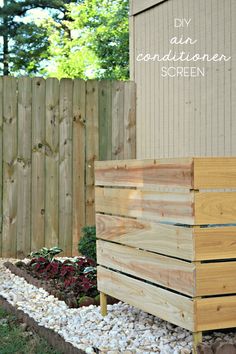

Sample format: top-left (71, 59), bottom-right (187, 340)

top-left (95, 157), bottom-right (236, 189)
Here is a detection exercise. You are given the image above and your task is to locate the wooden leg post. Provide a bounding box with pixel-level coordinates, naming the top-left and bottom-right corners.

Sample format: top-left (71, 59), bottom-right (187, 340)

top-left (100, 292), bottom-right (107, 316)
top-left (193, 331), bottom-right (202, 354)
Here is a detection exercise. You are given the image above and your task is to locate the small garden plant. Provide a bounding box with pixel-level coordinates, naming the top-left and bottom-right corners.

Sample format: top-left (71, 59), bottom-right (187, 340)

top-left (78, 226), bottom-right (96, 262)
top-left (16, 243), bottom-right (98, 308)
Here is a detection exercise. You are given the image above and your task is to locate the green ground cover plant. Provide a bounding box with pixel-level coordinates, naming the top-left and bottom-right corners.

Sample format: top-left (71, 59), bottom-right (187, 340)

top-left (0, 307), bottom-right (61, 354)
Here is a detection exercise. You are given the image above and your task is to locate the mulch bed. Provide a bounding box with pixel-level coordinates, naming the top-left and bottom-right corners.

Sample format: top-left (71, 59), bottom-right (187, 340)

top-left (0, 294), bottom-right (85, 354)
top-left (197, 342), bottom-right (236, 354)
top-left (4, 261), bottom-right (116, 308)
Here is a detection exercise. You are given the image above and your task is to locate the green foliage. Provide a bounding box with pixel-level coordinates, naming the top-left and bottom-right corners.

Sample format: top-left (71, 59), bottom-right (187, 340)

top-left (78, 226), bottom-right (96, 261)
top-left (0, 307), bottom-right (61, 353)
top-left (28, 246), bottom-right (63, 261)
top-left (0, 0), bottom-right (78, 75)
top-left (44, 0), bottom-right (129, 79)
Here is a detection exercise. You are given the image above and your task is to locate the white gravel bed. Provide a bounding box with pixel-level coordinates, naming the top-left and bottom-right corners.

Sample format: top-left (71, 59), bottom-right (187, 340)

top-left (0, 259), bottom-right (236, 354)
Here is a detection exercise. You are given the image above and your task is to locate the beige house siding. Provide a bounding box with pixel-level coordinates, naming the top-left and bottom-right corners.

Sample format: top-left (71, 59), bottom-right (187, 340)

top-left (130, 0), bottom-right (236, 159)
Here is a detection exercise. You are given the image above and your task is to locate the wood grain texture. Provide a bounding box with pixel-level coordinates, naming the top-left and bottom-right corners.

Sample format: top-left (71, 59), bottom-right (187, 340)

top-left (196, 261), bottom-right (236, 296)
top-left (31, 78), bottom-right (46, 252)
top-left (17, 77), bottom-right (32, 257)
top-left (95, 158), bottom-right (193, 188)
top-left (0, 77), bottom-right (3, 257)
top-left (59, 79), bottom-right (73, 256)
top-left (195, 192), bottom-right (236, 225)
top-left (85, 81), bottom-right (99, 226)
top-left (196, 296), bottom-right (236, 331)
top-left (194, 226), bottom-right (236, 261)
top-left (112, 81), bottom-right (125, 160)
top-left (194, 158), bottom-right (236, 189)
top-left (72, 79), bottom-right (86, 255)
top-left (97, 266), bottom-right (194, 331)
top-left (97, 240), bottom-right (195, 296)
top-left (124, 81), bottom-right (136, 159)
top-left (2, 77), bottom-right (18, 257)
top-left (96, 213), bottom-right (194, 260)
top-left (45, 78), bottom-right (59, 249)
top-left (98, 80), bottom-right (112, 161)
top-left (95, 187), bottom-right (194, 224)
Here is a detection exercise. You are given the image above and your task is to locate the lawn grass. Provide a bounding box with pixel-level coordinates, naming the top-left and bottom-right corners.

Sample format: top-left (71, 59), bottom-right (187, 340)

top-left (0, 307), bottom-right (61, 354)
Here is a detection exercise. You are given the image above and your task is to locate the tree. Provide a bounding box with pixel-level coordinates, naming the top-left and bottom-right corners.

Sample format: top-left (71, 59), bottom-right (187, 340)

top-left (45, 0), bottom-right (129, 80)
top-left (0, 0), bottom-right (78, 75)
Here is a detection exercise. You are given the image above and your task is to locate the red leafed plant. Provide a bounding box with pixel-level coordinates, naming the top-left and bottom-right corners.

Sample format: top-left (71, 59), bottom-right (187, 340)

top-left (26, 254), bottom-right (98, 306)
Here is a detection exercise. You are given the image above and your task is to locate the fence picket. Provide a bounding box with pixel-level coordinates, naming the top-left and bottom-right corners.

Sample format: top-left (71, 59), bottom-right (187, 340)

top-left (0, 77), bottom-right (3, 257)
top-left (17, 77), bottom-right (32, 258)
top-left (59, 79), bottom-right (73, 256)
top-left (31, 77), bottom-right (46, 251)
top-left (2, 77), bottom-right (18, 257)
top-left (0, 77), bottom-right (136, 257)
top-left (72, 79), bottom-right (86, 254)
top-left (85, 80), bottom-right (99, 226)
top-left (45, 78), bottom-right (60, 249)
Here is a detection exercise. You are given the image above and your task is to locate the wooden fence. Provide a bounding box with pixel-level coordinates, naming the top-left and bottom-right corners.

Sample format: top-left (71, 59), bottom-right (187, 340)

top-left (95, 157), bottom-right (236, 349)
top-left (0, 77), bottom-right (136, 258)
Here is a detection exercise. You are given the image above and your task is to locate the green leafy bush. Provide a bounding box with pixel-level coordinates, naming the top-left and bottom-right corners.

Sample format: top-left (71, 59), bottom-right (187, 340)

top-left (78, 226), bottom-right (96, 262)
top-left (28, 247), bottom-right (63, 261)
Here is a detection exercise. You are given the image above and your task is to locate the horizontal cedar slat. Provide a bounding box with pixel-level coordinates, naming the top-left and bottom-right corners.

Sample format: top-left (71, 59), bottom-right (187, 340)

top-left (196, 296), bottom-right (236, 331)
top-left (194, 226), bottom-right (236, 261)
top-left (196, 261), bottom-right (236, 296)
top-left (95, 158), bottom-right (193, 188)
top-left (95, 187), bottom-right (194, 224)
top-left (96, 213), bottom-right (194, 260)
top-left (195, 192), bottom-right (236, 224)
top-left (194, 157), bottom-right (236, 189)
top-left (97, 240), bottom-right (195, 296)
top-left (97, 266), bottom-right (194, 331)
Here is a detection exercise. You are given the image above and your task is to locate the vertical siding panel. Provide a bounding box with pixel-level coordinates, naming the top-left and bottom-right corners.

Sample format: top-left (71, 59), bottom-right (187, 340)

top-left (45, 78), bottom-right (59, 249)
top-left (0, 78), bottom-right (2, 257)
top-left (211, 0), bottom-right (218, 156)
top-left (31, 78), bottom-right (45, 252)
top-left (231, 0), bottom-right (236, 154)
top-left (135, 15), bottom-right (142, 159)
top-left (163, 2), bottom-right (169, 158)
top-left (59, 79), bottom-right (73, 256)
top-left (177, 0), bottom-right (184, 157)
top-left (224, 0), bottom-right (232, 155)
top-left (188, 0), bottom-right (196, 156)
top-left (72, 79), bottom-right (86, 255)
top-left (183, 0), bottom-right (190, 156)
top-left (154, 6), bottom-right (160, 158)
top-left (86, 80), bottom-right (99, 226)
top-left (172, 0), bottom-right (179, 158)
top-left (167, 1), bottom-right (174, 158)
top-left (2, 77), bottom-right (18, 257)
top-left (194, 0), bottom-right (201, 155)
top-left (144, 10), bottom-right (152, 158)
top-left (199, 0), bottom-right (207, 156)
top-left (149, 9), bottom-right (155, 158)
top-left (217, 0), bottom-right (225, 156)
top-left (17, 77), bottom-right (32, 258)
top-left (159, 4), bottom-right (164, 158)
top-left (206, 0), bottom-right (213, 155)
